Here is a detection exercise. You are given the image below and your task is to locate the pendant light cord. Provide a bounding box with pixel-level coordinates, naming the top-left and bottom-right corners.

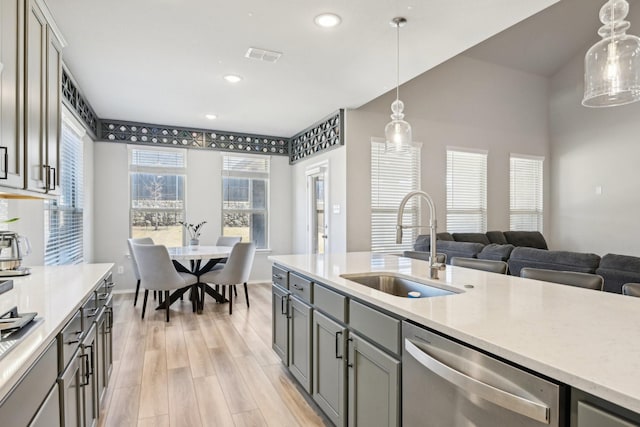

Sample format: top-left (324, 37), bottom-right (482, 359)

top-left (396, 21), bottom-right (400, 104)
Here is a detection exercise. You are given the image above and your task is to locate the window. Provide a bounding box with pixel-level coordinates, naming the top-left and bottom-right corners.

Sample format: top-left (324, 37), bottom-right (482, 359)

top-left (370, 140), bottom-right (421, 252)
top-left (129, 147), bottom-right (186, 247)
top-left (510, 155), bottom-right (544, 231)
top-left (222, 154), bottom-right (269, 249)
top-left (44, 117), bottom-right (84, 265)
top-left (446, 148), bottom-right (487, 233)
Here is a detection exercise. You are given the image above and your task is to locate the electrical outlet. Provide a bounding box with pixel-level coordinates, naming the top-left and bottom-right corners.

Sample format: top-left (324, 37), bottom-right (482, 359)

top-left (117, 265), bottom-right (124, 274)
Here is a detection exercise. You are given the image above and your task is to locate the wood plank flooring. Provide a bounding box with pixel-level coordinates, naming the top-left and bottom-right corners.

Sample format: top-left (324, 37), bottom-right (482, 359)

top-left (99, 284), bottom-right (329, 427)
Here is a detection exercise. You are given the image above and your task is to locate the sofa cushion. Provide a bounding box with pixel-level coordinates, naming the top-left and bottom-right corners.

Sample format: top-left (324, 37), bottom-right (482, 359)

top-left (503, 231), bottom-right (548, 250)
top-left (486, 231), bottom-right (508, 245)
top-left (507, 247), bottom-right (600, 276)
top-left (596, 253), bottom-right (640, 294)
top-left (452, 233), bottom-right (490, 245)
top-left (477, 244), bottom-right (515, 262)
top-left (413, 233), bottom-right (454, 251)
top-left (437, 241), bottom-right (485, 264)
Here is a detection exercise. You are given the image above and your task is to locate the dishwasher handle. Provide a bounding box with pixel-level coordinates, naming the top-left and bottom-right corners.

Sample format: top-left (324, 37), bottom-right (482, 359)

top-left (404, 338), bottom-right (551, 424)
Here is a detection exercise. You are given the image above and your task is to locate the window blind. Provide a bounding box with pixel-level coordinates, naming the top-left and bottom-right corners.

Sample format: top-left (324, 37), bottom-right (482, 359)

top-left (510, 155), bottom-right (544, 232)
top-left (371, 141), bottom-right (420, 252)
top-left (446, 148), bottom-right (487, 233)
top-left (44, 119), bottom-right (84, 265)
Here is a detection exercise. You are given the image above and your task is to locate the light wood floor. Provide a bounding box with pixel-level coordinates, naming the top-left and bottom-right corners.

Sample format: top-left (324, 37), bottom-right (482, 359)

top-left (99, 284), bottom-right (329, 427)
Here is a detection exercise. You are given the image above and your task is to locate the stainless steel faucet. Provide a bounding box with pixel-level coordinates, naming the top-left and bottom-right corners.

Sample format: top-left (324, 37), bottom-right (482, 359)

top-left (396, 191), bottom-right (445, 279)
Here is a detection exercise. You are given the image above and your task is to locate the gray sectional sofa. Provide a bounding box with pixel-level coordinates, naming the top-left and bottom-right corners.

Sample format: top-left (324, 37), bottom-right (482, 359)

top-left (405, 230), bottom-right (638, 294)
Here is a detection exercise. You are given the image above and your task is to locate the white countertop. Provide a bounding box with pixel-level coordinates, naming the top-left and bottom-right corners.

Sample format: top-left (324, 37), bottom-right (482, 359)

top-left (269, 252), bottom-right (640, 414)
top-left (0, 263), bottom-right (113, 401)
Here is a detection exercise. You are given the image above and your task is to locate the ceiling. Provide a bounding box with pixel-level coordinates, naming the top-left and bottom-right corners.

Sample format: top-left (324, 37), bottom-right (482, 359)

top-left (46, 0), bottom-right (560, 137)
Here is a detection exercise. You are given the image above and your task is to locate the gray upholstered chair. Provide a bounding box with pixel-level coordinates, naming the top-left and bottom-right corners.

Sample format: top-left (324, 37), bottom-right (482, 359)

top-left (520, 268), bottom-right (603, 291)
top-left (402, 251), bottom-right (446, 264)
top-left (216, 236), bottom-right (242, 247)
top-left (622, 283), bottom-right (640, 297)
top-left (451, 257), bottom-right (508, 274)
top-left (199, 242), bottom-right (256, 314)
top-left (127, 237), bottom-right (154, 306)
top-left (132, 243), bottom-right (198, 321)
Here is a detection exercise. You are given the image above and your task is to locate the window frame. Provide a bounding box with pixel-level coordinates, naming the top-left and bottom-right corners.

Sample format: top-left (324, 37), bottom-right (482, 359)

top-left (221, 153), bottom-right (270, 250)
top-left (446, 147), bottom-right (488, 233)
top-left (509, 154), bottom-right (544, 232)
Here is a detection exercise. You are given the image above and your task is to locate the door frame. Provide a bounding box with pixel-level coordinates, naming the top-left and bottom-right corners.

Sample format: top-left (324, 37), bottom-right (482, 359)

top-left (305, 161), bottom-right (329, 254)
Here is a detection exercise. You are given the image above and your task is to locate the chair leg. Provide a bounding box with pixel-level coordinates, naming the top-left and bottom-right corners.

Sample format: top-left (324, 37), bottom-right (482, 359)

top-left (141, 289), bottom-right (149, 319)
top-left (244, 283), bottom-right (250, 308)
top-left (229, 284), bottom-right (233, 315)
top-left (165, 291), bottom-right (170, 322)
top-left (153, 290), bottom-right (157, 301)
top-left (134, 279), bottom-right (141, 306)
top-left (233, 285), bottom-right (238, 297)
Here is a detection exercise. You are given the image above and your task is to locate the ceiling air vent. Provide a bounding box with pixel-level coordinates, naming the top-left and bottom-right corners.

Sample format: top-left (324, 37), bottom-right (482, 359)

top-left (245, 47), bottom-right (282, 63)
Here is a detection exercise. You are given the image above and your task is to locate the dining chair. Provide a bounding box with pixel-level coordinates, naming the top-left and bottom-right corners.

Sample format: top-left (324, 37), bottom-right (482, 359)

top-left (127, 237), bottom-right (154, 306)
top-left (451, 257), bottom-right (508, 274)
top-left (199, 242), bottom-right (256, 314)
top-left (520, 267), bottom-right (604, 291)
top-left (132, 243), bottom-right (199, 321)
top-left (216, 236), bottom-right (242, 247)
top-left (622, 283), bottom-right (640, 297)
top-left (402, 251), bottom-right (447, 264)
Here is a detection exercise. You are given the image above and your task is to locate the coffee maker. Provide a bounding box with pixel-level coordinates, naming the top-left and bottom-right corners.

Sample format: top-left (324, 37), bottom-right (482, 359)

top-left (0, 231), bottom-right (31, 276)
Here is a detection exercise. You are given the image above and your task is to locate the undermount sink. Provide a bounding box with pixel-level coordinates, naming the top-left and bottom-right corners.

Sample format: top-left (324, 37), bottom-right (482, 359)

top-left (340, 273), bottom-right (459, 298)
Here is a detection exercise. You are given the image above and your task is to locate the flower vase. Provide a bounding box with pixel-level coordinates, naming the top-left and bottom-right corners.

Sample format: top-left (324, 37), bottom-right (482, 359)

top-left (189, 238), bottom-right (199, 247)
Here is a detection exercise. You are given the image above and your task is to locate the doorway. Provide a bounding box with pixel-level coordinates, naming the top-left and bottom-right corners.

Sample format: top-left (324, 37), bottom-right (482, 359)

top-left (306, 162), bottom-right (329, 254)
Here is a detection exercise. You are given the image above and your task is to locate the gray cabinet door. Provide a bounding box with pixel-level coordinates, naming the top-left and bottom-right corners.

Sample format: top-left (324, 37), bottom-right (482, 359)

top-left (0, 0), bottom-right (25, 189)
top-left (81, 325), bottom-right (98, 427)
top-left (44, 25), bottom-right (61, 195)
top-left (312, 311), bottom-right (346, 427)
top-left (29, 383), bottom-right (60, 427)
top-left (348, 333), bottom-right (400, 427)
top-left (104, 296), bottom-right (114, 388)
top-left (271, 284), bottom-right (289, 365)
top-left (95, 307), bottom-right (106, 404)
top-left (58, 350), bottom-right (82, 427)
top-left (288, 296), bottom-right (312, 393)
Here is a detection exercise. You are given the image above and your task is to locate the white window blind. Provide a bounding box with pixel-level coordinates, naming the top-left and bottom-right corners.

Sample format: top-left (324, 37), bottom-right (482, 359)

top-left (510, 155), bottom-right (544, 231)
top-left (44, 118), bottom-right (84, 265)
top-left (222, 154), bottom-right (270, 249)
top-left (129, 147), bottom-right (186, 247)
top-left (446, 148), bottom-right (487, 233)
top-left (371, 140), bottom-right (421, 252)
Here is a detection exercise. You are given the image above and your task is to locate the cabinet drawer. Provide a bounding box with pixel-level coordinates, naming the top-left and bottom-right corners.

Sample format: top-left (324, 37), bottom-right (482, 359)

top-left (272, 266), bottom-right (289, 289)
top-left (0, 340), bottom-right (58, 427)
top-left (80, 295), bottom-right (98, 331)
top-left (349, 300), bottom-right (400, 355)
top-left (314, 283), bottom-right (346, 323)
top-left (290, 273), bottom-right (312, 303)
top-left (58, 311), bottom-right (82, 372)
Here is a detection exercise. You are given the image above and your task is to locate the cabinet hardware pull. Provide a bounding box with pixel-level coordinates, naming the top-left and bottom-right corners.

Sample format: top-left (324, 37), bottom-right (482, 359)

top-left (335, 331), bottom-right (343, 359)
top-left (80, 353), bottom-right (90, 386)
top-left (49, 166), bottom-right (56, 190)
top-left (0, 146), bottom-right (7, 179)
top-left (347, 338), bottom-right (354, 368)
top-left (66, 340), bottom-right (79, 345)
top-left (97, 293), bottom-right (109, 300)
top-left (273, 274), bottom-right (282, 281)
top-left (42, 165), bottom-right (50, 190)
top-left (281, 297), bottom-right (286, 315)
top-left (292, 284), bottom-right (303, 290)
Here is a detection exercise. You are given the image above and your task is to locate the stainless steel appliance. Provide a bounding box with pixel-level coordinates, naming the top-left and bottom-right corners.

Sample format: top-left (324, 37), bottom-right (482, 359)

top-left (0, 231), bottom-right (31, 276)
top-left (0, 306), bottom-right (40, 361)
top-left (402, 321), bottom-right (565, 426)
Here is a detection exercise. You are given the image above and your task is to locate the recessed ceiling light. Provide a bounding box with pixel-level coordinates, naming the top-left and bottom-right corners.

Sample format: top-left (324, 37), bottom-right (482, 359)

top-left (314, 13), bottom-right (341, 28)
top-left (224, 74), bottom-right (243, 83)
top-left (205, 114), bottom-right (217, 120)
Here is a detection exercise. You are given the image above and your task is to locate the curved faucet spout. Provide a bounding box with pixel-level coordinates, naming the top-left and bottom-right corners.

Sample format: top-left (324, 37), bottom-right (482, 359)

top-left (396, 191), bottom-right (444, 279)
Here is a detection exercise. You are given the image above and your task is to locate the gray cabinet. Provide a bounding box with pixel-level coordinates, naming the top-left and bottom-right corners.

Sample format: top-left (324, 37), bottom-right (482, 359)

top-left (80, 325), bottom-right (97, 427)
top-left (288, 296), bottom-right (312, 393)
top-left (571, 389), bottom-right (640, 427)
top-left (347, 333), bottom-right (400, 427)
top-left (96, 288), bottom-right (114, 404)
top-left (25, 0), bottom-right (61, 194)
top-left (58, 349), bottom-right (82, 427)
top-left (0, 0), bottom-right (25, 188)
top-left (312, 310), bottom-right (346, 427)
top-left (272, 283), bottom-right (289, 364)
top-left (29, 383), bottom-right (60, 427)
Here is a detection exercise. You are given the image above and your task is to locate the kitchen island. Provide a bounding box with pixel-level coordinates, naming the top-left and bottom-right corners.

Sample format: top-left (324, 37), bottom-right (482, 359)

top-left (0, 263), bottom-right (114, 425)
top-left (270, 252), bottom-right (640, 424)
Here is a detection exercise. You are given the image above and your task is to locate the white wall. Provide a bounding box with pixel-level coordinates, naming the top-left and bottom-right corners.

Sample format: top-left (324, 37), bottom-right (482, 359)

top-left (290, 146), bottom-right (347, 254)
top-left (549, 25), bottom-right (640, 255)
top-left (345, 55), bottom-right (551, 251)
top-left (93, 142), bottom-right (292, 291)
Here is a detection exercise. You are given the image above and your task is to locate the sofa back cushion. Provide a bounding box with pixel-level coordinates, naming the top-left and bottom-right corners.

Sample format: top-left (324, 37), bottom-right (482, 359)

top-left (477, 244), bottom-right (515, 262)
top-left (452, 233), bottom-right (490, 245)
top-left (413, 233), bottom-right (454, 251)
top-left (596, 253), bottom-right (640, 294)
top-left (437, 241), bottom-right (485, 264)
top-left (503, 231), bottom-right (548, 250)
top-left (486, 231), bottom-right (508, 245)
top-left (507, 247), bottom-right (600, 276)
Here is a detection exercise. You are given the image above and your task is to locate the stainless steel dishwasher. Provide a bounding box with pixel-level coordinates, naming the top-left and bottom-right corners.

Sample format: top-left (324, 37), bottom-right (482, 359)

top-left (403, 321), bottom-right (565, 426)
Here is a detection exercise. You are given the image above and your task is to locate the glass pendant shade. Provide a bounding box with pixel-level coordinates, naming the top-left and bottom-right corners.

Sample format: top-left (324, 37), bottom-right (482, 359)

top-left (385, 100), bottom-right (412, 145)
top-left (583, 0), bottom-right (640, 107)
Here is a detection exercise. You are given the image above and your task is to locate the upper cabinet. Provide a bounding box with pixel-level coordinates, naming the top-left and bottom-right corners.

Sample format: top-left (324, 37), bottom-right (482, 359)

top-left (0, 0), bottom-right (62, 196)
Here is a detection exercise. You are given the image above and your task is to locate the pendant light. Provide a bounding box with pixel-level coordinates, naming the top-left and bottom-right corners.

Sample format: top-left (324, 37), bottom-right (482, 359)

top-left (583, 0), bottom-right (640, 107)
top-left (385, 17), bottom-right (412, 146)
